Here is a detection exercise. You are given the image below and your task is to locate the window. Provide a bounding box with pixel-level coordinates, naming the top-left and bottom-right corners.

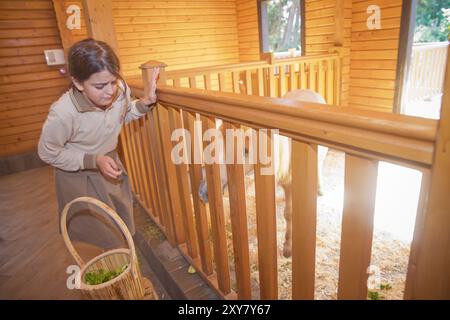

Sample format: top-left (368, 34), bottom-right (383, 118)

top-left (258, 0), bottom-right (304, 57)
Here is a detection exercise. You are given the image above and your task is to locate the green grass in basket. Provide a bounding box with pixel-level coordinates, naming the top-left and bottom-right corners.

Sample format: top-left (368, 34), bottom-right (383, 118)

top-left (84, 264), bottom-right (128, 285)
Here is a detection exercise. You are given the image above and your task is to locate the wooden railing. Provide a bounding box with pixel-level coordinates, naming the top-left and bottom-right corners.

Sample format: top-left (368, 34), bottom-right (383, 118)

top-left (127, 52), bottom-right (341, 106)
top-left (120, 53), bottom-right (450, 299)
top-left (406, 42), bottom-right (448, 102)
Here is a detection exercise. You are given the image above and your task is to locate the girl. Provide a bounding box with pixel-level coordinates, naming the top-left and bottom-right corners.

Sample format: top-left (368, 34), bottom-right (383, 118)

top-left (38, 38), bottom-right (159, 249)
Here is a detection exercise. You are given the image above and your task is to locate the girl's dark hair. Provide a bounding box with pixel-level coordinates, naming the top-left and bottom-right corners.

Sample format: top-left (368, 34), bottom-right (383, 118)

top-left (68, 38), bottom-right (120, 82)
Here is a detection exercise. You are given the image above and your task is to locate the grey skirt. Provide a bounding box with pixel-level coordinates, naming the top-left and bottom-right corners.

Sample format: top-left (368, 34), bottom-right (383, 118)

top-left (55, 157), bottom-right (134, 250)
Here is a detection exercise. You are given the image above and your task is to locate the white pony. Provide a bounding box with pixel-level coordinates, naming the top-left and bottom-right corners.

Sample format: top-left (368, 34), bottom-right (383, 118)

top-left (198, 89), bottom-right (328, 257)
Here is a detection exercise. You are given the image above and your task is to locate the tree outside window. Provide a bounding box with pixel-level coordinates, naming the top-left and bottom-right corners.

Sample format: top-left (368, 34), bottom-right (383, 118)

top-left (259, 0), bottom-right (303, 56)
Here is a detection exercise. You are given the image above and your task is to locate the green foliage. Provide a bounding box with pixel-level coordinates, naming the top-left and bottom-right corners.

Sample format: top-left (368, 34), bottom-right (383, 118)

top-left (368, 291), bottom-right (380, 300)
top-left (367, 282), bottom-right (392, 300)
top-left (84, 264), bottom-right (128, 285)
top-left (414, 0), bottom-right (450, 42)
top-left (267, 0), bottom-right (301, 52)
top-left (380, 283), bottom-right (392, 291)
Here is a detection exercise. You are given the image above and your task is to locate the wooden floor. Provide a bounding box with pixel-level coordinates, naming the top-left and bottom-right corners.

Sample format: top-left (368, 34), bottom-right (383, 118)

top-left (0, 165), bottom-right (220, 300)
top-left (0, 166), bottom-right (86, 299)
top-left (0, 166), bottom-right (168, 300)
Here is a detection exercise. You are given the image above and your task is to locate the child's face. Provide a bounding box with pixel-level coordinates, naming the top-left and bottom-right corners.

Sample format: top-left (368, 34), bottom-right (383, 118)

top-left (73, 70), bottom-right (118, 108)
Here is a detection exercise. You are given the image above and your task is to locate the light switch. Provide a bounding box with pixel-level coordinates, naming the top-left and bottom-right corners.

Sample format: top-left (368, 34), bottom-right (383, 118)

top-left (44, 49), bottom-right (65, 66)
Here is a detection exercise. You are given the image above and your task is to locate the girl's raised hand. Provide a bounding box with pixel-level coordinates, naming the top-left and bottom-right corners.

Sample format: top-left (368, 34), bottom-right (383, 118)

top-left (140, 67), bottom-right (160, 106)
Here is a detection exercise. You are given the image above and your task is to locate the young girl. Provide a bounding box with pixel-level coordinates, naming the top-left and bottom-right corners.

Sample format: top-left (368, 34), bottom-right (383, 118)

top-left (38, 38), bottom-right (159, 249)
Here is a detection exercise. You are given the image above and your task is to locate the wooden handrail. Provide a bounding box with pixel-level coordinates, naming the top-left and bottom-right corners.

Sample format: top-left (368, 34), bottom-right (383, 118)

top-left (150, 85), bottom-right (437, 169)
top-left (164, 61), bottom-right (268, 78)
top-left (270, 53), bottom-right (340, 66)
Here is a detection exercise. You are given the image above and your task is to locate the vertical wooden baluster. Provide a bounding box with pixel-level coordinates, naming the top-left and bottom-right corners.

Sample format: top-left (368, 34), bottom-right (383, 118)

top-left (318, 60), bottom-right (326, 99)
top-left (292, 140), bottom-right (318, 299)
top-left (140, 114), bottom-right (161, 220)
top-left (168, 107), bottom-right (199, 258)
top-left (300, 62), bottom-right (307, 89)
top-left (279, 65), bottom-right (287, 97)
top-left (245, 70), bottom-right (253, 95)
top-left (309, 62), bottom-right (317, 92)
top-left (127, 122), bottom-right (145, 200)
top-left (119, 126), bottom-right (136, 193)
top-left (146, 109), bottom-right (176, 244)
top-left (232, 71), bottom-right (240, 94)
top-left (201, 115), bottom-right (231, 294)
top-left (335, 56), bottom-right (341, 105)
top-left (326, 59), bottom-right (334, 105)
top-left (222, 121), bottom-right (252, 299)
top-left (157, 105), bottom-right (186, 245)
top-left (338, 155), bottom-right (378, 300)
top-left (136, 117), bottom-right (155, 213)
top-left (254, 129), bottom-right (278, 299)
top-left (268, 67), bottom-right (276, 97)
top-left (132, 119), bottom-right (152, 210)
top-left (257, 68), bottom-right (264, 96)
top-left (289, 63), bottom-right (296, 91)
top-left (204, 73), bottom-right (212, 91)
top-left (183, 111), bottom-right (214, 275)
top-left (404, 170), bottom-right (430, 299)
top-left (218, 72), bottom-right (226, 92)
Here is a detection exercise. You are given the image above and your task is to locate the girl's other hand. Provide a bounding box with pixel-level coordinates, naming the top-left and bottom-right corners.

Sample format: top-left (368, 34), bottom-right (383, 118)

top-left (96, 155), bottom-right (122, 179)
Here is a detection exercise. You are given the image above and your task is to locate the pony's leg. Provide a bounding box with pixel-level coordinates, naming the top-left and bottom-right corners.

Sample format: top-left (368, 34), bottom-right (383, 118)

top-left (282, 183), bottom-right (293, 258)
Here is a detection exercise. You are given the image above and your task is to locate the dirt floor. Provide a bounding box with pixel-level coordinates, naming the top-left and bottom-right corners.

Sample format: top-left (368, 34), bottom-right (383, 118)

top-left (220, 149), bottom-right (411, 300)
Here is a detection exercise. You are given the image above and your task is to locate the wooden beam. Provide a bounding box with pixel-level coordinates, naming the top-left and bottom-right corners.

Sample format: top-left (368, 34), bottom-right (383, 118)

top-left (52, 0), bottom-right (79, 53)
top-left (82, 0), bottom-right (119, 55)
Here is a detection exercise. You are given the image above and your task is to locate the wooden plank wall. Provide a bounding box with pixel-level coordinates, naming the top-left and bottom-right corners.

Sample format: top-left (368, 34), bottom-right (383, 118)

top-left (304, 0), bottom-right (352, 106)
top-left (236, 0), bottom-right (260, 62)
top-left (349, 0), bottom-right (402, 112)
top-left (113, 0), bottom-right (241, 77)
top-left (305, 0), bottom-right (336, 55)
top-left (0, 0), bottom-right (72, 157)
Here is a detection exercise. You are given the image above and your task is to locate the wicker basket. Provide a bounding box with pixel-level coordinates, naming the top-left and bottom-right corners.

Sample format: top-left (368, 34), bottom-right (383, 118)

top-left (61, 196), bottom-right (146, 300)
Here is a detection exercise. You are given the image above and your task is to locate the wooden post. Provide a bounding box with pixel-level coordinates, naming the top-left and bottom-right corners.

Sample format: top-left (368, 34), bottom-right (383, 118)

top-left (82, 0), bottom-right (119, 55)
top-left (405, 50), bottom-right (450, 299)
top-left (140, 61), bottom-right (168, 96)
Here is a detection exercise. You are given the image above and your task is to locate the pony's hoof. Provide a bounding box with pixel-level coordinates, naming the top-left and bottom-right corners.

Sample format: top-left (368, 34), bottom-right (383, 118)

top-left (283, 245), bottom-right (292, 258)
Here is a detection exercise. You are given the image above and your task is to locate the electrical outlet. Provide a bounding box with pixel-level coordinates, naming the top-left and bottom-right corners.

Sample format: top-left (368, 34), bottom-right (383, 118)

top-left (44, 49), bottom-right (65, 66)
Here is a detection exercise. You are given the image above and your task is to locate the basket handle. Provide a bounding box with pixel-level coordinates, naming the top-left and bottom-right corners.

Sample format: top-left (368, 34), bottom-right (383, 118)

top-left (60, 196), bottom-right (140, 279)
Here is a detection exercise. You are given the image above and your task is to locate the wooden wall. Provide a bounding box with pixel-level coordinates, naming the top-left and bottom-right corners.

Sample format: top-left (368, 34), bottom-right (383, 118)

top-left (0, 0), bottom-right (71, 157)
top-left (349, 0), bottom-right (402, 112)
top-left (113, 0), bottom-right (241, 76)
top-left (236, 0), bottom-right (260, 62)
top-left (304, 0), bottom-right (352, 106)
top-left (0, 0), bottom-right (405, 158)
